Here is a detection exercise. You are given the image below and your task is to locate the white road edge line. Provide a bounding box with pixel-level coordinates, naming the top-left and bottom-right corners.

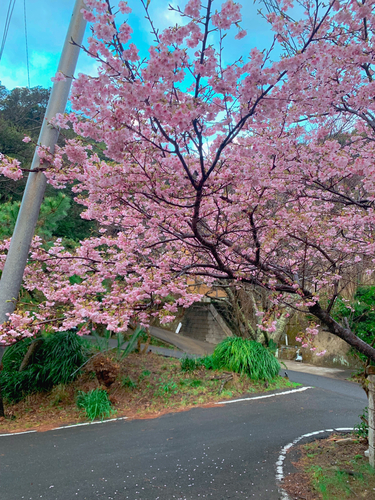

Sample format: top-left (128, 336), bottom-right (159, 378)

top-left (0, 430), bottom-right (37, 437)
top-left (54, 416), bottom-right (129, 430)
top-left (0, 387), bottom-right (314, 436)
top-left (215, 386), bottom-right (314, 405)
top-left (0, 416), bottom-right (129, 437)
top-left (276, 427), bottom-right (353, 500)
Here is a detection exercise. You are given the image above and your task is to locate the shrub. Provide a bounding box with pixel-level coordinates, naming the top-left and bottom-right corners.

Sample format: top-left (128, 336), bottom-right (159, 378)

top-left (180, 355), bottom-right (221, 372)
top-left (197, 355), bottom-right (216, 370)
top-left (76, 389), bottom-right (115, 421)
top-left (0, 369), bottom-right (41, 402)
top-left (1, 338), bottom-right (34, 371)
top-left (212, 336), bottom-right (280, 381)
top-left (42, 331), bottom-right (90, 385)
top-left (333, 287), bottom-right (375, 364)
top-left (0, 331), bottom-right (89, 402)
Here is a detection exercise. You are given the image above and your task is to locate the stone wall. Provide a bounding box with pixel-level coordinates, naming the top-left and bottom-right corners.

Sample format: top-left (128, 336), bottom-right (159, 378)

top-left (180, 303), bottom-right (232, 344)
top-left (285, 313), bottom-right (360, 368)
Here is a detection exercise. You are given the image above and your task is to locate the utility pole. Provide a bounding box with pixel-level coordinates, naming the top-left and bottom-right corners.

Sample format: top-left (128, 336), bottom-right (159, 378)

top-left (0, 0), bottom-right (87, 356)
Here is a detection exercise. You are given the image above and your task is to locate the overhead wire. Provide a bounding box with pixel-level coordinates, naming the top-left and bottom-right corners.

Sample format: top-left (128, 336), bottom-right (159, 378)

top-left (23, 0), bottom-right (30, 87)
top-left (0, 0), bottom-right (17, 62)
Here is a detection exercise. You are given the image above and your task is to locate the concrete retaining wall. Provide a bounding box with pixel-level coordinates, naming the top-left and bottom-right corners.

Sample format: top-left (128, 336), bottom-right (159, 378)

top-left (180, 303), bottom-right (232, 345)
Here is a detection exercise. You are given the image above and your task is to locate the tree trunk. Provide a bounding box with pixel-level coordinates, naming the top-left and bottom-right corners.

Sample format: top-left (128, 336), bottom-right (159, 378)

top-left (19, 339), bottom-right (43, 372)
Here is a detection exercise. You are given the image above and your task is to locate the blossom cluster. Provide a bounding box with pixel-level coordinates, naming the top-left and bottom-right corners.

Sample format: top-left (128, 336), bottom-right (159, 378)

top-left (0, 154), bottom-right (23, 181)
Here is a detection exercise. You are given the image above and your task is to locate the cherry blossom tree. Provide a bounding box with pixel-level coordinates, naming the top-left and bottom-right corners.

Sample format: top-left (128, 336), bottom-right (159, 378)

top-left (1, 0), bottom-right (375, 361)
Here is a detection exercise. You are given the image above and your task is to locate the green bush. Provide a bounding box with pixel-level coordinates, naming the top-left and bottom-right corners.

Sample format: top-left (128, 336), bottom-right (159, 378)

top-left (197, 355), bottom-right (216, 370)
top-left (42, 331), bottom-right (90, 385)
top-left (0, 331), bottom-right (89, 402)
top-left (1, 337), bottom-right (34, 371)
top-left (212, 336), bottom-right (280, 381)
top-left (76, 389), bottom-right (115, 421)
top-left (333, 287), bottom-right (375, 364)
top-left (0, 368), bottom-right (42, 402)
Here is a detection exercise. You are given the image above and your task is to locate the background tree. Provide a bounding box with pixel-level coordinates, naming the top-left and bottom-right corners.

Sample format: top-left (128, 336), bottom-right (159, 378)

top-left (0, 85), bottom-right (49, 169)
top-left (212, 282), bottom-right (292, 346)
top-left (0, 84), bottom-right (96, 242)
top-left (0, 193), bottom-right (70, 240)
top-left (333, 287), bottom-right (375, 366)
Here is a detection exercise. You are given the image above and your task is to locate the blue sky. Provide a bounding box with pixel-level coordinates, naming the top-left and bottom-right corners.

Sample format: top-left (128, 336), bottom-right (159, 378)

top-left (0, 0), bottom-right (276, 91)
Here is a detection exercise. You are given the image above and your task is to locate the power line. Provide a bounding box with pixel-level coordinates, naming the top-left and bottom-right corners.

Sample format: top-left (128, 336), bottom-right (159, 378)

top-left (0, 0), bottom-right (17, 63)
top-left (23, 0), bottom-right (30, 87)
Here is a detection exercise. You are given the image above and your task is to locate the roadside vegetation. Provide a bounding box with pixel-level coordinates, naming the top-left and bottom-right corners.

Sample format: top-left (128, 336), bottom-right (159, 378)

top-left (282, 432), bottom-right (375, 499)
top-left (0, 333), bottom-right (296, 431)
top-left (333, 287), bottom-right (375, 369)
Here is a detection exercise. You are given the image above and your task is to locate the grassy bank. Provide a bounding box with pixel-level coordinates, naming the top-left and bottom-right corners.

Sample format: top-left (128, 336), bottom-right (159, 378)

top-left (282, 433), bottom-right (375, 499)
top-left (0, 350), bottom-right (298, 433)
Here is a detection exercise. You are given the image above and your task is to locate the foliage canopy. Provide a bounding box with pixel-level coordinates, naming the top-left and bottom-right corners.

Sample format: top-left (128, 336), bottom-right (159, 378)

top-left (1, 0), bottom-right (375, 363)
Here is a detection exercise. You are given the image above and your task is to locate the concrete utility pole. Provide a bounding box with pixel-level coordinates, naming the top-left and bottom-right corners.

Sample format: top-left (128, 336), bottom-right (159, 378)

top-left (0, 0), bottom-right (87, 353)
top-left (367, 366), bottom-right (375, 468)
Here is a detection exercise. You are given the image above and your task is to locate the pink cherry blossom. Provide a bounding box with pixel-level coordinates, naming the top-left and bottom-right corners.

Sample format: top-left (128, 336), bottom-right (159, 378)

top-left (1, 0), bottom-right (375, 363)
top-left (51, 71), bottom-right (67, 82)
top-left (118, 1), bottom-right (131, 14)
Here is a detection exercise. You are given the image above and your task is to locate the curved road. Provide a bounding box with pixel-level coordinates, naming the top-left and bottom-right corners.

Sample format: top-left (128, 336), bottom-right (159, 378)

top-left (0, 372), bottom-right (367, 500)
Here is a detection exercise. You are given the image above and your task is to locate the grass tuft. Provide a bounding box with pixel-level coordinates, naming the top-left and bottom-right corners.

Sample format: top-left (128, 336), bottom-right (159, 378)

top-left (121, 376), bottom-right (137, 389)
top-left (212, 337), bottom-right (280, 381)
top-left (180, 357), bottom-right (199, 372)
top-left (76, 388), bottom-right (115, 421)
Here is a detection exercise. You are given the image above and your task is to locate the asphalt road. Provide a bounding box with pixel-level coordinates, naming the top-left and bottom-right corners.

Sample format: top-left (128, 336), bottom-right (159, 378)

top-left (0, 373), bottom-right (367, 500)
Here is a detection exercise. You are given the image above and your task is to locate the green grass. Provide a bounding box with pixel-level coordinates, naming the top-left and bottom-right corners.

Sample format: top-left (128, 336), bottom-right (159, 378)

top-left (189, 379), bottom-right (203, 388)
top-left (180, 357), bottom-right (199, 372)
top-left (299, 437), bottom-right (375, 500)
top-left (212, 337), bottom-right (280, 381)
top-left (267, 378), bottom-right (300, 390)
top-left (308, 464), bottom-right (366, 499)
top-left (139, 369), bottom-right (151, 381)
top-left (76, 388), bottom-right (115, 421)
top-left (121, 376), bottom-right (137, 389)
